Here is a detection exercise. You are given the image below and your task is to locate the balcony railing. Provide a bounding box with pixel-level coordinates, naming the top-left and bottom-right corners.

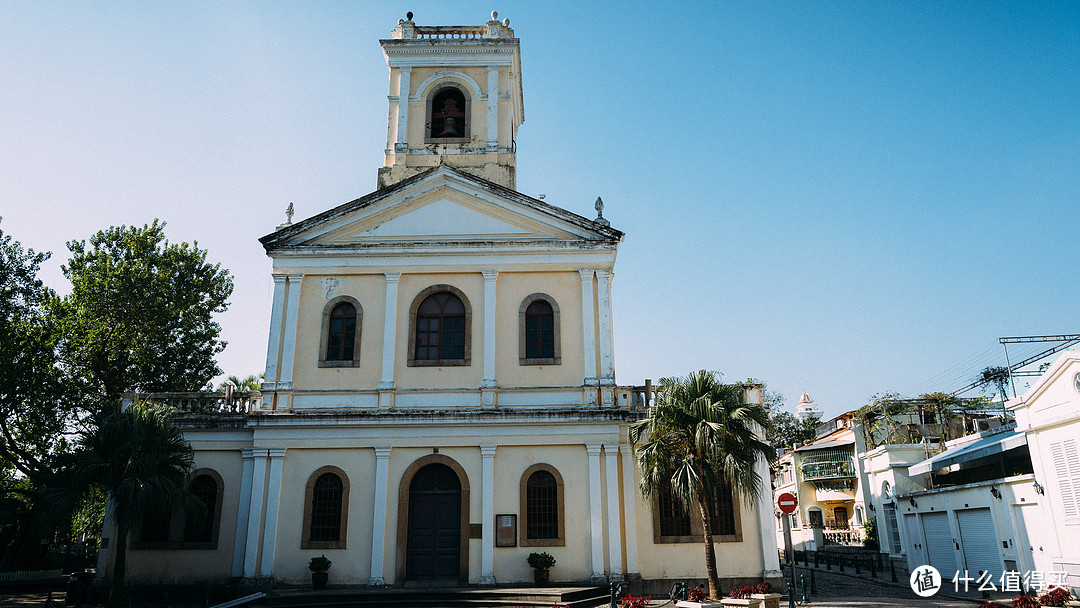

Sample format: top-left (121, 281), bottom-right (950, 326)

top-left (125, 390), bottom-right (258, 415)
top-left (801, 459), bottom-right (856, 481)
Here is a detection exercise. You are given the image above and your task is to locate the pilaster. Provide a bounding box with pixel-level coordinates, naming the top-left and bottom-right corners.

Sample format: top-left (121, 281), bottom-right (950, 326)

top-left (579, 269), bottom-right (598, 392)
top-left (586, 443), bottom-right (606, 584)
top-left (232, 449), bottom-right (256, 578)
top-left (755, 429), bottom-right (782, 578)
top-left (604, 443), bottom-right (624, 582)
top-left (596, 269), bottom-right (615, 386)
top-left (259, 448), bottom-right (287, 579)
top-left (481, 270), bottom-right (498, 401)
top-left (369, 447), bottom-right (392, 587)
top-left (262, 275), bottom-right (288, 410)
top-left (479, 445), bottom-right (497, 585)
top-left (277, 275), bottom-right (303, 398)
top-left (395, 68), bottom-right (411, 152)
top-left (486, 66), bottom-right (499, 151)
top-left (620, 447), bottom-right (639, 575)
top-left (243, 449), bottom-right (269, 579)
top-left (379, 272), bottom-right (401, 404)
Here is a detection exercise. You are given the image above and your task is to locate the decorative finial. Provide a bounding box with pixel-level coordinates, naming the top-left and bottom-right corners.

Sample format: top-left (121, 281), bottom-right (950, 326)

top-left (503, 18), bottom-right (510, 27)
top-left (285, 202), bottom-right (294, 225)
top-left (491, 10), bottom-right (498, 20)
top-left (594, 197), bottom-right (609, 226)
top-left (406, 11), bottom-right (413, 21)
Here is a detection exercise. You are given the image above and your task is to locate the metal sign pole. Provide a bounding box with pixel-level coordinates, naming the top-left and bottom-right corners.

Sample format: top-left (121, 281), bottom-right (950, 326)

top-left (783, 513), bottom-right (796, 608)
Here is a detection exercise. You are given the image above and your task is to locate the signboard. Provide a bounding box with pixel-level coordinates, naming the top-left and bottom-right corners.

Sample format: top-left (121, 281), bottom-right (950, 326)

top-left (778, 492), bottom-right (798, 514)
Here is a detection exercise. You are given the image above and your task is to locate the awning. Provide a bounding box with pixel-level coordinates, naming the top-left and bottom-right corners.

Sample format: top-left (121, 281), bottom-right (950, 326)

top-left (907, 430), bottom-right (1027, 475)
top-left (794, 439), bottom-right (855, 452)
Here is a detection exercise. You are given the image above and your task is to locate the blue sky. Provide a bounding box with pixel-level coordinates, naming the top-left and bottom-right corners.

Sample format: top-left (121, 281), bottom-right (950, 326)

top-left (2, 2), bottom-right (1078, 418)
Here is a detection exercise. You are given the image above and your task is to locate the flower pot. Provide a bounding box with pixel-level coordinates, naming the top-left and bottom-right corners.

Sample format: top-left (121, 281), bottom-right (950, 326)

top-left (533, 568), bottom-right (550, 586)
top-left (750, 593), bottom-right (783, 608)
top-left (312, 571), bottom-right (329, 590)
top-left (719, 599), bottom-right (761, 607)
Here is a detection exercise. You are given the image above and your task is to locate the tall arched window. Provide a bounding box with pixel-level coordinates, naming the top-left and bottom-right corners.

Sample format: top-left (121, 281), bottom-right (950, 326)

top-left (519, 294), bottom-right (561, 365)
top-left (327, 302), bottom-right (356, 361)
top-left (657, 483), bottom-right (692, 538)
top-left (708, 479), bottom-right (737, 536)
top-left (409, 286), bottom-right (471, 366)
top-left (519, 464), bottom-right (565, 546)
top-left (319, 296), bottom-right (362, 367)
top-left (183, 474), bottom-right (218, 543)
top-left (303, 467), bottom-right (350, 549)
top-left (427, 86), bottom-right (469, 141)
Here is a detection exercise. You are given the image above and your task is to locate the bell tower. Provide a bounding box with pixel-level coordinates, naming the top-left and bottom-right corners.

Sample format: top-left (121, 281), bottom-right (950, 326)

top-left (377, 11), bottom-right (524, 190)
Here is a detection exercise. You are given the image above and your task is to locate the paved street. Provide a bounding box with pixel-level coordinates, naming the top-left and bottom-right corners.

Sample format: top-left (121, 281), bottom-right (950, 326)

top-left (784, 565), bottom-right (1016, 607)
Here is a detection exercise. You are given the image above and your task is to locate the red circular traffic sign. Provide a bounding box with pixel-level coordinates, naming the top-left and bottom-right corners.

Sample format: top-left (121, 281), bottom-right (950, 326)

top-left (777, 492), bottom-right (798, 514)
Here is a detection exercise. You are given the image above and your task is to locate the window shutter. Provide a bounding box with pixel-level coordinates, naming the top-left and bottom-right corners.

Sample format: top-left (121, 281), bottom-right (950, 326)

top-left (1051, 439), bottom-right (1080, 522)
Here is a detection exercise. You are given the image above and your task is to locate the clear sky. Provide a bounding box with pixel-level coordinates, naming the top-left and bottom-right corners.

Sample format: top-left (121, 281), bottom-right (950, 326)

top-left (2, 2), bottom-right (1078, 419)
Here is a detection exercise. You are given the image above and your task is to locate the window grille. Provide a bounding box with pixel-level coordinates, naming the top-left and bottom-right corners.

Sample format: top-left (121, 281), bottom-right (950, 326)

top-left (310, 473), bottom-right (344, 542)
top-left (326, 302), bottom-right (356, 361)
top-left (526, 470), bottom-right (558, 539)
top-left (183, 475), bottom-right (217, 543)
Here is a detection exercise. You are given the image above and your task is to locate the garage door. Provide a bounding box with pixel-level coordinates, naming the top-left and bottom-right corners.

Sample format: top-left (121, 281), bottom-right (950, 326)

top-left (922, 512), bottom-right (958, 576)
top-left (957, 508), bottom-right (1001, 579)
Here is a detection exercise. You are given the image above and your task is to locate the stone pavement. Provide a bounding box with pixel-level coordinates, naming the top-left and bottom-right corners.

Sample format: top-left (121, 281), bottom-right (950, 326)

top-left (785, 565), bottom-right (1015, 607)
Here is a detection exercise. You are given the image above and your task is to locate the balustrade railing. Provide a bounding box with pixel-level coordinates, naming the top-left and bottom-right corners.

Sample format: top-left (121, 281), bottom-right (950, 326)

top-left (414, 26), bottom-right (488, 39)
top-left (126, 391), bottom-right (258, 414)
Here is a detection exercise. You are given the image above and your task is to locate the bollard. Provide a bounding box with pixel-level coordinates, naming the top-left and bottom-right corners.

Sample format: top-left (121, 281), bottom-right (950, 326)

top-left (800, 574), bottom-right (810, 604)
top-left (610, 580), bottom-right (629, 608)
top-left (787, 578), bottom-right (797, 608)
top-left (870, 556), bottom-right (877, 578)
top-left (890, 560), bottom-right (898, 583)
top-left (854, 557), bottom-right (861, 575)
top-left (810, 568), bottom-right (817, 594)
top-left (814, 551), bottom-right (819, 568)
top-left (825, 554), bottom-right (831, 571)
top-left (838, 556), bottom-right (844, 573)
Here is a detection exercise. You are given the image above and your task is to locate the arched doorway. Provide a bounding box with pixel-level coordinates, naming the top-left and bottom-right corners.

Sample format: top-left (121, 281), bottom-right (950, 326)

top-left (406, 463), bottom-right (462, 581)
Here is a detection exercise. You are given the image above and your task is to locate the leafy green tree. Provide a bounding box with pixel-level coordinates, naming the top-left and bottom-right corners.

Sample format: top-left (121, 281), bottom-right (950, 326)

top-left (629, 370), bottom-right (773, 599)
top-left (0, 220), bottom-right (76, 481)
top-left (977, 366), bottom-right (1011, 400)
top-left (61, 402), bottom-right (194, 604)
top-left (56, 220), bottom-right (234, 399)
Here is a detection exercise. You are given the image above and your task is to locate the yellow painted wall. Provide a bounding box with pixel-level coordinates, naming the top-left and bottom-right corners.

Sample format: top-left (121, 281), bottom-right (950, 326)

top-left (290, 274), bottom-right (385, 391)
top-left (394, 273), bottom-right (485, 390)
top-left (495, 271), bottom-right (583, 388)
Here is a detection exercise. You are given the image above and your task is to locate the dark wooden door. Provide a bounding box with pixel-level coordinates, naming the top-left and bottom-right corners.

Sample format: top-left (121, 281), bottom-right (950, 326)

top-left (406, 464), bottom-right (461, 580)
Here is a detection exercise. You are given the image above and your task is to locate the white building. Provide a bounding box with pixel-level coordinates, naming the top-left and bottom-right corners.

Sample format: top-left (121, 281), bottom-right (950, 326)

top-left (97, 13), bottom-right (782, 592)
top-left (794, 392), bottom-right (823, 423)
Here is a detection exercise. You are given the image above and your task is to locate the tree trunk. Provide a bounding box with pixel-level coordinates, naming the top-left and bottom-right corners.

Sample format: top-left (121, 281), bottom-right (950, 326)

top-left (108, 519), bottom-right (128, 608)
top-left (697, 498), bottom-right (720, 599)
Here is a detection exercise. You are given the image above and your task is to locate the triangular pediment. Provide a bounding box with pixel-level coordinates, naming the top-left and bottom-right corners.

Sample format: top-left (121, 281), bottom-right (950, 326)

top-left (261, 166), bottom-right (622, 251)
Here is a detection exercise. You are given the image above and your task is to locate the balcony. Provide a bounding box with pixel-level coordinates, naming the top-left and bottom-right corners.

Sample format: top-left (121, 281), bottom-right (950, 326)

top-left (800, 449), bottom-right (856, 482)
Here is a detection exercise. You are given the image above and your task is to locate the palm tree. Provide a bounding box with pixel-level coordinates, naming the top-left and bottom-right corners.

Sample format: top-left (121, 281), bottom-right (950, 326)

top-left (217, 373), bottom-right (263, 392)
top-left (65, 402), bottom-right (194, 605)
top-left (629, 370), bottom-right (773, 599)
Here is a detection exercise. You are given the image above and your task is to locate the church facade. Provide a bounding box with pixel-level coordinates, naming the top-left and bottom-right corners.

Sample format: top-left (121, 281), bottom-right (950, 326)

top-left (100, 13), bottom-right (781, 591)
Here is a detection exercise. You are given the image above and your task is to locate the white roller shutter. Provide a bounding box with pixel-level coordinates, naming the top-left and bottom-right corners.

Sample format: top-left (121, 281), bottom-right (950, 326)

top-left (922, 512), bottom-right (958, 576)
top-left (957, 508), bottom-right (1002, 579)
top-left (1050, 439), bottom-right (1080, 523)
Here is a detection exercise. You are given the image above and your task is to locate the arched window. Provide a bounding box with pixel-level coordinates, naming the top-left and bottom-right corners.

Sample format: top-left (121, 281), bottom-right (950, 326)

top-left (654, 480), bottom-right (743, 544)
top-left (519, 464), bottom-right (565, 547)
top-left (427, 86), bottom-right (469, 141)
top-left (183, 474), bottom-right (218, 543)
top-left (657, 483), bottom-right (692, 538)
top-left (708, 479), bottom-right (737, 536)
top-left (519, 294), bottom-right (561, 365)
top-left (303, 467), bottom-right (350, 549)
top-left (409, 286), bottom-right (471, 366)
top-left (319, 296), bottom-right (362, 367)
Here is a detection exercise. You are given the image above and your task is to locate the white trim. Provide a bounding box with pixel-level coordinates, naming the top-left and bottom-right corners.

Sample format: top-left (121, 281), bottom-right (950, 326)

top-left (596, 269), bottom-right (614, 384)
top-left (411, 70), bottom-right (483, 101)
top-left (292, 393), bottom-right (380, 409)
top-left (379, 272), bottom-right (401, 391)
top-left (263, 275), bottom-right (287, 384)
top-left (579, 269), bottom-right (597, 385)
top-left (482, 270), bottom-right (498, 388)
top-left (604, 443), bottom-right (623, 581)
top-left (620, 448), bottom-right (639, 574)
top-left (278, 275), bottom-right (303, 387)
top-left (369, 447), bottom-right (391, 586)
top-left (243, 449), bottom-right (268, 578)
top-left (586, 444), bottom-right (605, 581)
top-left (232, 449), bottom-right (255, 578)
top-left (486, 66), bottom-right (499, 150)
top-left (395, 67), bottom-right (411, 150)
top-left (259, 448), bottom-right (286, 578)
top-left (479, 445), bottom-right (497, 585)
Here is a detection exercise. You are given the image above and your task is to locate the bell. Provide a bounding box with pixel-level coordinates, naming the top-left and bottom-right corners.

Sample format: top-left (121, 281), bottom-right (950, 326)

top-left (438, 117), bottom-right (461, 137)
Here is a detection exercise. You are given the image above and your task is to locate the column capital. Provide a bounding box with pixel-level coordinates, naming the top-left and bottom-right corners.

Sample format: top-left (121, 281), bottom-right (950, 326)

top-left (480, 445), bottom-right (497, 457)
top-left (271, 273), bottom-right (289, 284)
top-left (586, 443), bottom-right (602, 455)
top-left (578, 268), bottom-right (596, 280)
top-left (486, 65), bottom-right (499, 73)
top-left (286, 273), bottom-right (304, 281)
top-left (241, 448), bottom-right (256, 460)
top-left (266, 447), bottom-right (286, 459)
top-left (602, 443), bottom-right (621, 454)
top-left (594, 268), bottom-right (612, 281)
top-left (481, 269), bottom-right (499, 281)
top-left (400, 66), bottom-right (412, 74)
top-left (384, 271), bottom-right (401, 283)
top-left (374, 447), bottom-right (392, 459)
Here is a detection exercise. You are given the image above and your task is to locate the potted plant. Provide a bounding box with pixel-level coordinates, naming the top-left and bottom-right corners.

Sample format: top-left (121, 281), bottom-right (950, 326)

top-left (675, 584), bottom-right (723, 608)
top-left (720, 585), bottom-right (762, 607)
top-left (748, 581), bottom-right (783, 608)
top-left (309, 554), bottom-right (332, 590)
top-left (527, 552), bottom-right (556, 586)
